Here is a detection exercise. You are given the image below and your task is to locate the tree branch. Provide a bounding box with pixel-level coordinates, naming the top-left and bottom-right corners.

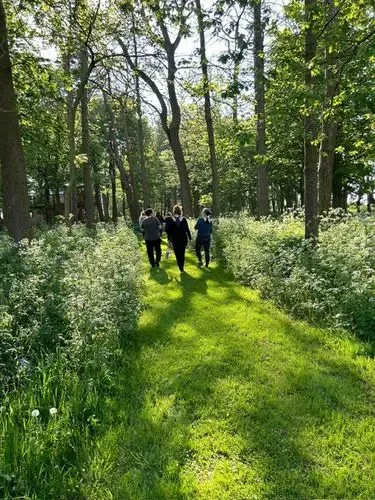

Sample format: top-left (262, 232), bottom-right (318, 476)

top-left (117, 38), bottom-right (169, 133)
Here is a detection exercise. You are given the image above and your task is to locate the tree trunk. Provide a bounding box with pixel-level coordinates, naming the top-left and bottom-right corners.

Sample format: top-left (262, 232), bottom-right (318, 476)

top-left (304, 0), bottom-right (319, 239)
top-left (119, 108), bottom-right (141, 211)
top-left (132, 21), bottom-right (151, 208)
top-left (318, 121), bottom-right (337, 214)
top-left (94, 184), bottom-right (105, 221)
top-left (233, 18), bottom-right (241, 127)
top-left (0, 0), bottom-right (31, 241)
top-left (80, 48), bottom-right (95, 229)
top-left (104, 93), bottom-right (138, 223)
top-left (253, 0), bottom-right (269, 217)
top-left (122, 192), bottom-right (126, 220)
top-left (165, 48), bottom-right (193, 216)
top-left (196, 0), bottom-right (220, 215)
top-left (102, 192), bottom-right (110, 221)
top-left (110, 158), bottom-right (118, 224)
top-left (318, 0), bottom-right (339, 215)
top-left (168, 128), bottom-right (193, 216)
top-left (64, 54), bottom-right (77, 225)
top-left (120, 38), bottom-right (193, 215)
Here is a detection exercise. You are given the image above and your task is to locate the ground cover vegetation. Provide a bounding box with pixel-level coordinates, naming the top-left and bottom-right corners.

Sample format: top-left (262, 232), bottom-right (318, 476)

top-left (215, 212), bottom-right (375, 340)
top-left (0, 224), bottom-right (141, 498)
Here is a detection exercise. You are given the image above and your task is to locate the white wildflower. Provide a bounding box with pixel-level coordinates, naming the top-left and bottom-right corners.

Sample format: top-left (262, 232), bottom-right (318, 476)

top-left (19, 358), bottom-right (30, 369)
top-left (49, 407), bottom-right (57, 416)
top-left (31, 409), bottom-right (40, 417)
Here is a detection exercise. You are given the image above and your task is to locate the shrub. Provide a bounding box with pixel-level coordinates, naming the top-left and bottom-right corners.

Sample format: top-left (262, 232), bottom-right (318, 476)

top-left (215, 214), bottom-right (375, 338)
top-left (0, 223), bottom-right (142, 498)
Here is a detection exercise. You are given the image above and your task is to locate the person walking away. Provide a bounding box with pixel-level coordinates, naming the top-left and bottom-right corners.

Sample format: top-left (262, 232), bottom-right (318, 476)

top-left (169, 205), bottom-right (191, 272)
top-left (195, 208), bottom-right (213, 268)
top-left (155, 211), bottom-right (164, 236)
top-left (164, 212), bottom-right (173, 258)
top-left (141, 208), bottom-right (162, 268)
top-left (139, 210), bottom-right (147, 232)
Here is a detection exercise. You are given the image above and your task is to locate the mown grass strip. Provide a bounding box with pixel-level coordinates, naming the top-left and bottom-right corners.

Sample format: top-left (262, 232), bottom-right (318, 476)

top-left (84, 240), bottom-right (375, 499)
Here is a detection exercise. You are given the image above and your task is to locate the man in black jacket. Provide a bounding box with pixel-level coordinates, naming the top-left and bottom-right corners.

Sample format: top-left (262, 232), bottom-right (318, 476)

top-left (141, 208), bottom-right (162, 268)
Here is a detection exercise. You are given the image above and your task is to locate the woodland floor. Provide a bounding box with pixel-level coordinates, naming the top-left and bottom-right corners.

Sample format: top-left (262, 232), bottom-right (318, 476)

top-left (85, 240), bottom-right (375, 499)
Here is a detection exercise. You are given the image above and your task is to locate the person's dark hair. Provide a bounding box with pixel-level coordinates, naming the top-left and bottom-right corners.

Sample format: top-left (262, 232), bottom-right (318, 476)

top-left (173, 205), bottom-right (182, 216)
top-left (145, 208), bottom-right (153, 217)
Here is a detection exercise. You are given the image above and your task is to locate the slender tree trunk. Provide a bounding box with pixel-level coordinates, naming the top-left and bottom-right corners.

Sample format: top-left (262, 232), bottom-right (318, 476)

top-left (233, 19), bottom-right (241, 127)
top-left (122, 192), bottom-right (126, 220)
top-left (0, 0), bottom-right (31, 241)
top-left (253, 0), bottom-right (269, 217)
top-left (103, 93), bottom-right (138, 223)
top-left (304, 0), bottom-right (319, 239)
top-left (196, 0), bottom-right (220, 215)
top-left (44, 181), bottom-right (50, 224)
top-left (54, 188), bottom-right (61, 217)
top-left (94, 184), bottom-right (105, 221)
top-left (132, 20), bottom-right (150, 208)
top-left (318, 0), bottom-right (339, 215)
top-left (110, 158), bottom-right (118, 224)
top-left (119, 108), bottom-right (141, 210)
top-left (102, 192), bottom-right (110, 221)
top-left (318, 120), bottom-right (337, 214)
top-left (80, 48), bottom-right (95, 228)
top-left (64, 53), bottom-right (77, 225)
top-left (165, 48), bottom-right (193, 216)
top-left (168, 128), bottom-right (193, 216)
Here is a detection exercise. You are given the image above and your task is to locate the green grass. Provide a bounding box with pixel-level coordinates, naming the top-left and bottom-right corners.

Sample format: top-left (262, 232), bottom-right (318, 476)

top-left (83, 240), bottom-right (375, 499)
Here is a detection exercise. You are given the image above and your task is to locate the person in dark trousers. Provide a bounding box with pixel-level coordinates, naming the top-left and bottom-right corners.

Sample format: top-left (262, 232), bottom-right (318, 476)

top-left (155, 211), bottom-right (164, 236)
top-left (195, 207), bottom-right (213, 268)
top-left (164, 212), bottom-right (173, 242)
top-left (141, 208), bottom-right (162, 268)
top-left (164, 212), bottom-right (173, 258)
top-left (169, 205), bottom-right (191, 272)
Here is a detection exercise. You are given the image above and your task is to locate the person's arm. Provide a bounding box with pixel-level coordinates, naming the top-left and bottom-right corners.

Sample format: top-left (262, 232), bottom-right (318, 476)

top-left (210, 221), bottom-right (213, 234)
top-left (194, 219), bottom-right (199, 230)
top-left (185, 219), bottom-right (192, 240)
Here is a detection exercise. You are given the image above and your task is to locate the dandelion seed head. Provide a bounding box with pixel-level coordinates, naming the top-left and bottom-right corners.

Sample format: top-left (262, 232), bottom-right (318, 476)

top-left (31, 409), bottom-right (40, 417)
top-left (49, 407), bottom-right (57, 416)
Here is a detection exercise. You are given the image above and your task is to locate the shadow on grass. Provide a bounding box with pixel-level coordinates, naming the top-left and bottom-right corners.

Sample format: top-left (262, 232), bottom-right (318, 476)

top-left (94, 247), bottom-right (375, 499)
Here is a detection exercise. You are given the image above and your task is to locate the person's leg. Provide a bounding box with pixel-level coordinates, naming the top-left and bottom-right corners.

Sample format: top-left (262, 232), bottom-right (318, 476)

top-left (174, 244), bottom-right (185, 272)
top-left (203, 239), bottom-right (211, 267)
top-left (195, 237), bottom-right (203, 265)
top-left (180, 244), bottom-right (187, 271)
top-left (155, 238), bottom-right (162, 266)
top-left (145, 240), bottom-right (155, 267)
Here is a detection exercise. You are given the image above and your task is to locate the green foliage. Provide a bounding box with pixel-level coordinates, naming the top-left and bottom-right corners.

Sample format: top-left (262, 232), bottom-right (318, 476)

top-left (215, 214), bottom-right (375, 338)
top-left (0, 224), bottom-right (142, 498)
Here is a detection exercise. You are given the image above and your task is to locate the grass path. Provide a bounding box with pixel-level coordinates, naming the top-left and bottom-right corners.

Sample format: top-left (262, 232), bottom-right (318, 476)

top-left (87, 241), bottom-right (375, 499)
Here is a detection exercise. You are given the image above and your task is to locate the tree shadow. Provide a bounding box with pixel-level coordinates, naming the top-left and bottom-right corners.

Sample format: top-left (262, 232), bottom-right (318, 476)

top-left (92, 251), bottom-right (375, 499)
